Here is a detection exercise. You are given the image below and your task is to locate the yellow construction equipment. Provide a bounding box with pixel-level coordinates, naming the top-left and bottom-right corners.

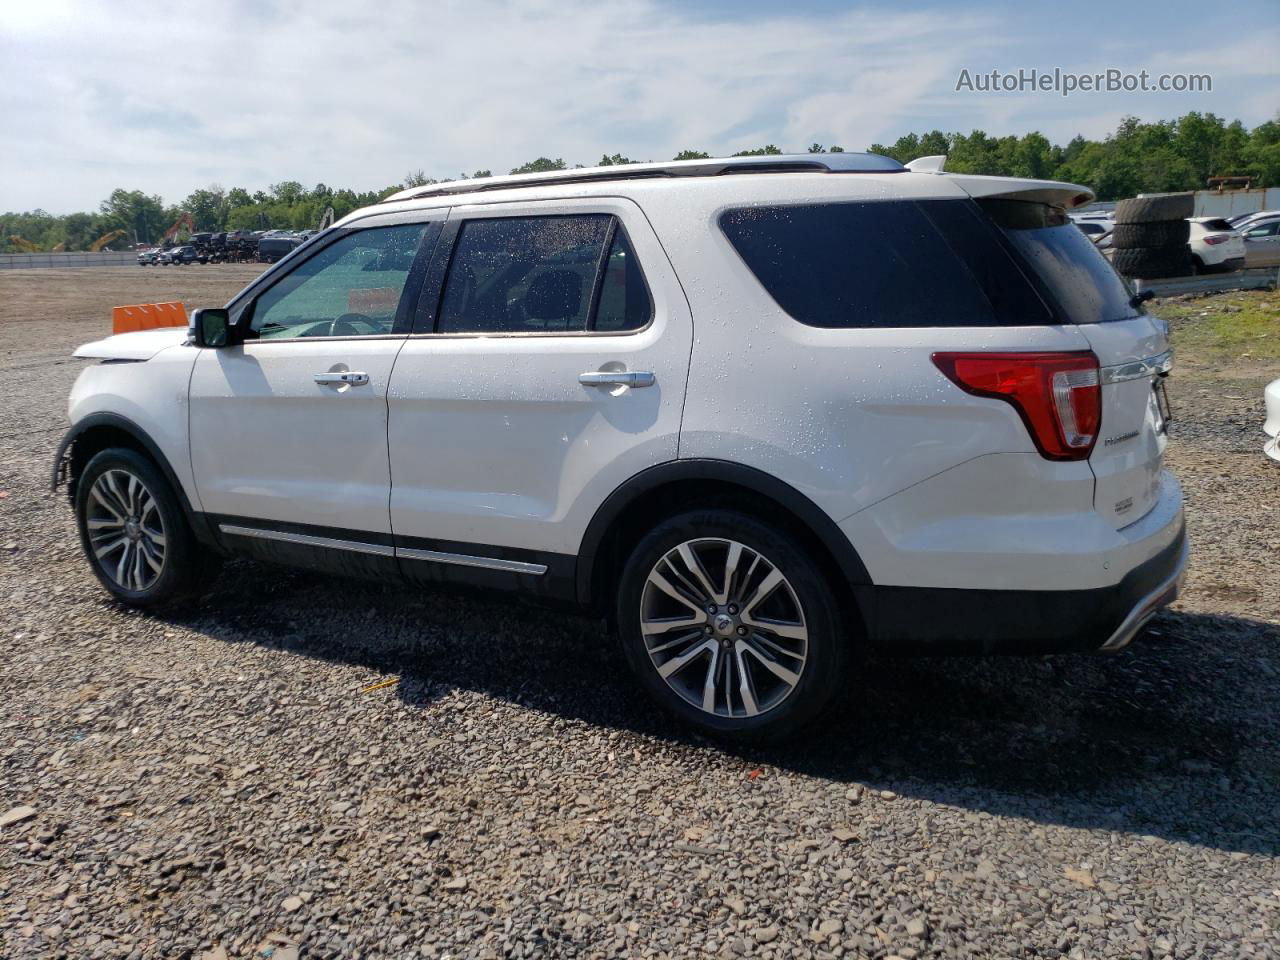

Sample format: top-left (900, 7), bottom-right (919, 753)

top-left (90, 229), bottom-right (126, 252)
top-left (159, 212), bottom-right (194, 246)
top-left (51, 242), bottom-right (66, 252)
top-left (7, 236), bottom-right (41, 252)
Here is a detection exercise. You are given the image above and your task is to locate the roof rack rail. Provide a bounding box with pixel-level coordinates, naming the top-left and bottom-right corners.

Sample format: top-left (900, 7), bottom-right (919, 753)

top-left (381, 152), bottom-right (906, 204)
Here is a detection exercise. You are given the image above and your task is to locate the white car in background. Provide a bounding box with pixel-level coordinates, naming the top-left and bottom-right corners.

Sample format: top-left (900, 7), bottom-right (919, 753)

top-left (1187, 217), bottom-right (1245, 273)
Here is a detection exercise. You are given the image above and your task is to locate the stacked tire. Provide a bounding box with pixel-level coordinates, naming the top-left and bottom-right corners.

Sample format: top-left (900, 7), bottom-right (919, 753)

top-left (1110, 193), bottom-right (1194, 280)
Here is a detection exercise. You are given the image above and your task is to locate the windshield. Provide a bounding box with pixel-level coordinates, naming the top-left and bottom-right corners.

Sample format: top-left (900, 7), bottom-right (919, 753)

top-left (979, 199), bottom-right (1140, 324)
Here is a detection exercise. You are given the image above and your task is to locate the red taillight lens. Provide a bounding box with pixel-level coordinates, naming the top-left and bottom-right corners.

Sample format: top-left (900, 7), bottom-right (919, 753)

top-left (932, 352), bottom-right (1101, 461)
top-left (1203, 234), bottom-right (1232, 245)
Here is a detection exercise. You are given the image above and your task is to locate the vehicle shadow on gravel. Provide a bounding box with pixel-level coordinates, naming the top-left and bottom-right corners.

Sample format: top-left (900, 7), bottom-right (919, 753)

top-left (169, 561), bottom-right (1279, 857)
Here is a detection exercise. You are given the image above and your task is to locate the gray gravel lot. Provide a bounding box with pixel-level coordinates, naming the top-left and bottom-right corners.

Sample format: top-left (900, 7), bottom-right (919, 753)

top-left (1, 269), bottom-right (1277, 959)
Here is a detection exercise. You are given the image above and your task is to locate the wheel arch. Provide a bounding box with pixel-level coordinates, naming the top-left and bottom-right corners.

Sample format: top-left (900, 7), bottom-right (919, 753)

top-left (52, 413), bottom-right (220, 550)
top-left (577, 459), bottom-right (873, 627)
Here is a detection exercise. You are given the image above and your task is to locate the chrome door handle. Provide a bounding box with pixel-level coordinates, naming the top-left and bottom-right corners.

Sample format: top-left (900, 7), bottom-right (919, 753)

top-left (313, 371), bottom-right (369, 386)
top-left (578, 371), bottom-right (656, 388)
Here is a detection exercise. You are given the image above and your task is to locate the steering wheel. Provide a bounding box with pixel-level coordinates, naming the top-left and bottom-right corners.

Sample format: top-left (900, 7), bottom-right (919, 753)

top-left (328, 313), bottom-right (372, 337)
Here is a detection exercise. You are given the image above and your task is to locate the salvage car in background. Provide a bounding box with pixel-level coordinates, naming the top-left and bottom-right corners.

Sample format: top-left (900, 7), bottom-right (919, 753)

top-left (1241, 218), bottom-right (1280, 268)
top-left (1187, 217), bottom-right (1245, 274)
top-left (158, 245), bottom-right (207, 266)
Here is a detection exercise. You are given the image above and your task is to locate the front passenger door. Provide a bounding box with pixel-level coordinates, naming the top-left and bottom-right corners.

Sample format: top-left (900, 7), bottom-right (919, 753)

top-left (189, 219), bottom-right (439, 542)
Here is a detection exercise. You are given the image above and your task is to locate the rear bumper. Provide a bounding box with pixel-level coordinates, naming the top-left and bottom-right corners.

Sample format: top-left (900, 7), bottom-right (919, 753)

top-left (854, 521), bottom-right (1189, 655)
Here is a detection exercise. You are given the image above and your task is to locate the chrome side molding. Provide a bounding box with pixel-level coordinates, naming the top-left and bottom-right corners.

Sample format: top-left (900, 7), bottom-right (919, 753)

top-left (395, 546), bottom-right (547, 575)
top-left (219, 524), bottom-right (395, 557)
top-left (217, 523), bottom-right (547, 575)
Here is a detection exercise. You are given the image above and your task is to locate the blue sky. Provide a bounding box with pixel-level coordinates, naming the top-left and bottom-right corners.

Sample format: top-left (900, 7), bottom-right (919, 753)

top-left (3, 0), bottom-right (1277, 213)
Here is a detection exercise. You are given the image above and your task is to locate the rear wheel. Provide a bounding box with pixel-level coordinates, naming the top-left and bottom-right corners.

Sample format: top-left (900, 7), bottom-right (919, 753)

top-left (616, 510), bottom-right (847, 741)
top-left (75, 448), bottom-right (216, 607)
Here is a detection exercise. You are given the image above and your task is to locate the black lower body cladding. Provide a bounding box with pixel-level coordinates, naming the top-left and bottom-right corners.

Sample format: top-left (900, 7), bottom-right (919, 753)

top-left (858, 526), bottom-right (1186, 655)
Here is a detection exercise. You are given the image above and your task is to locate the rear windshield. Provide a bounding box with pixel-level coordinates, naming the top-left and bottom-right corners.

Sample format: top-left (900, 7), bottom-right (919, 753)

top-left (978, 199), bottom-right (1139, 324)
top-left (720, 198), bottom-right (1138, 329)
top-left (1200, 218), bottom-right (1234, 231)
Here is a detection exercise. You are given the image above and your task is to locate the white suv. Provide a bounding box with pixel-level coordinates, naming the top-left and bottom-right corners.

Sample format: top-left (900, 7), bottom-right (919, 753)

top-left (54, 154), bottom-right (1187, 739)
top-left (1188, 216), bottom-right (1246, 273)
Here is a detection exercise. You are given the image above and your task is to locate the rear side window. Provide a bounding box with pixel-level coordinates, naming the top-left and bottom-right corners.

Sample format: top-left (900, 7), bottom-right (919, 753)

top-left (979, 199), bottom-right (1139, 324)
top-left (593, 227), bottom-right (653, 332)
top-left (435, 215), bottom-right (652, 335)
top-left (720, 200), bottom-right (1053, 329)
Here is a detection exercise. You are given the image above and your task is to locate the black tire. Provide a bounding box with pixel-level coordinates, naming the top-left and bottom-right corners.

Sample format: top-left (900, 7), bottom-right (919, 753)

top-left (1113, 193), bottom-right (1194, 224)
top-left (1111, 245), bottom-right (1192, 279)
top-left (75, 448), bottom-right (218, 608)
top-left (616, 509), bottom-right (848, 742)
top-left (1111, 220), bottom-right (1190, 249)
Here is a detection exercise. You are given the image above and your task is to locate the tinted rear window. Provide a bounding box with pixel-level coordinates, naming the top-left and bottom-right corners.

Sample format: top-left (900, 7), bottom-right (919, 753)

top-left (978, 199), bottom-right (1139, 323)
top-left (720, 199), bottom-right (1053, 328)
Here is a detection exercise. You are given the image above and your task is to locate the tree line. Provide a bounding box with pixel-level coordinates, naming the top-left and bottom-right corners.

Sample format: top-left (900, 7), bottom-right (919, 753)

top-left (4, 112), bottom-right (1276, 252)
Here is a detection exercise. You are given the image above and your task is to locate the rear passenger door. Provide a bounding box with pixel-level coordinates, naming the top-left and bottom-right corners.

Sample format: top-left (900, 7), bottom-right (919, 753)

top-left (387, 198), bottom-right (692, 581)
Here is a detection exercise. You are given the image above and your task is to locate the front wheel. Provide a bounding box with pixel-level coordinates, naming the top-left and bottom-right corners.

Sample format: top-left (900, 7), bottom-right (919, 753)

top-left (616, 510), bottom-right (848, 741)
top-left (75, 448), bottom-right (216, 607)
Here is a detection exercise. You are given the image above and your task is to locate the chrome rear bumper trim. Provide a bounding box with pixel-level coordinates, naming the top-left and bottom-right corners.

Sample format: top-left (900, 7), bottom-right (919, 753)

top-left (1098, 537), bottom-right (1189, 652)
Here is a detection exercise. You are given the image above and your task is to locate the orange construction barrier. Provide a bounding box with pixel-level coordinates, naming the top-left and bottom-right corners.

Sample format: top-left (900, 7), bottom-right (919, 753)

top-left (111, 301), bottom-right (188, 335)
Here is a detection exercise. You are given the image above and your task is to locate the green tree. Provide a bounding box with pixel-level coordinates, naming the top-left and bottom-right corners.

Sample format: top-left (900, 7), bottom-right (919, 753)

top-left (182, 186), bottom-right (229, 232)
top-left (509, 157), bottom-right (566, 175)
top-left (99, 189), bottom-right (166, 244)
top-left (599, 153), bottom-right (634, 166)
top-left (673, 150), bottom-right (710, 160)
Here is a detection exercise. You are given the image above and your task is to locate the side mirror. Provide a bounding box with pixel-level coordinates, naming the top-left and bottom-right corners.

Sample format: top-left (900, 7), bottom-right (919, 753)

top-left (192, 308), bottom-right (232, 348)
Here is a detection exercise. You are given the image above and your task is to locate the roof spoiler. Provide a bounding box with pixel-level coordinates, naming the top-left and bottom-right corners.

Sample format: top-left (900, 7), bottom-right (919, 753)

top-left (904, 154), bottom-right (1094, 207)
top-left (905, 155), bottom-right (947, 173)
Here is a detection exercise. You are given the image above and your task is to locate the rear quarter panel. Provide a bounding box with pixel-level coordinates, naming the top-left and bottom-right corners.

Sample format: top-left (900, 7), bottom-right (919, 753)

top-left (637, 178), bottom-right (1096, 528)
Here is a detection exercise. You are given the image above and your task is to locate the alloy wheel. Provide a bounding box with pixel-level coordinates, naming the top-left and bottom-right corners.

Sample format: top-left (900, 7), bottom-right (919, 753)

top-left (86, 469), bottom-right (167, 592)
top-left (640, 537), bottom-right (808, 719)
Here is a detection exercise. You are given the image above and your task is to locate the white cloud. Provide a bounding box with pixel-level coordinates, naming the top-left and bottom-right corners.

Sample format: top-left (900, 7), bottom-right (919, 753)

top-left (2, 1), bottom-right (1276, 212)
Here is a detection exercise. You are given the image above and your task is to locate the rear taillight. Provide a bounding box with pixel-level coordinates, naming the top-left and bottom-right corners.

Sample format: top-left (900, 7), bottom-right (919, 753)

top-left (932, 352), bottom-right (1101, 461)
top-left (1203, 234), bottom-right (1232, 245)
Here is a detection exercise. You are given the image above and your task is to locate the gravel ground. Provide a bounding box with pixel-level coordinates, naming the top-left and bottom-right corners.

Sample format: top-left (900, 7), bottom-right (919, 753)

top-left (1, 269), bottom-right (1277, 960)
